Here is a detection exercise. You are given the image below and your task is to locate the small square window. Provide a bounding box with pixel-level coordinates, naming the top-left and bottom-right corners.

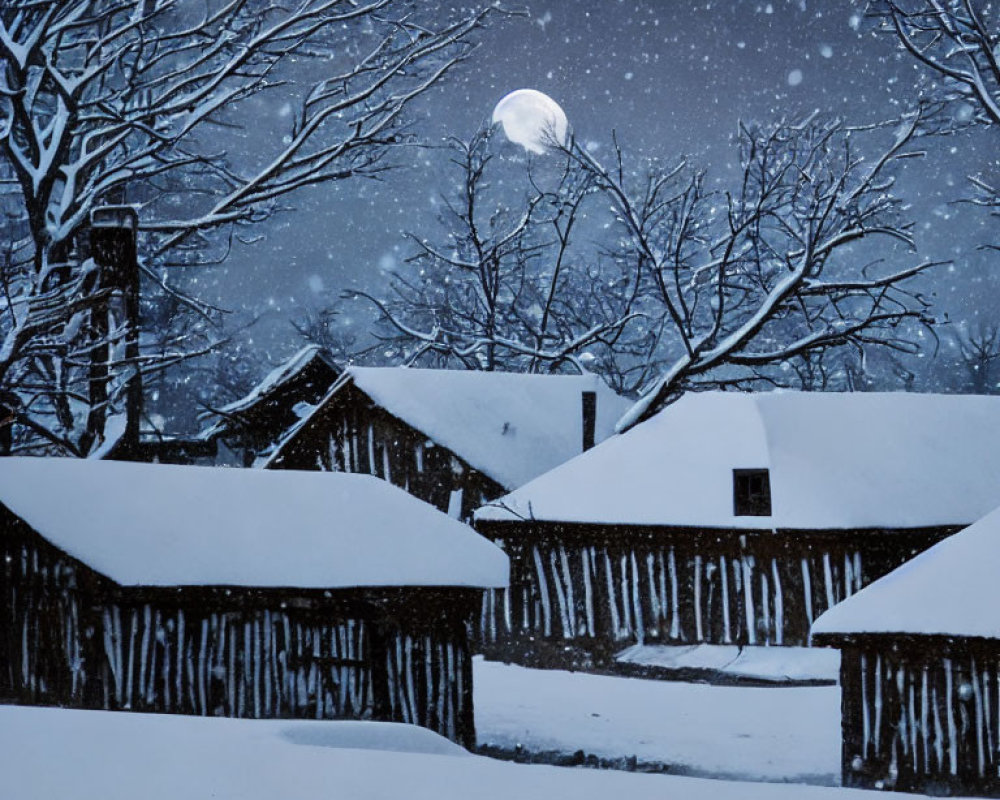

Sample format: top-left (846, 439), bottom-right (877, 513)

top-left (733, 469), bottom-right (771, 516)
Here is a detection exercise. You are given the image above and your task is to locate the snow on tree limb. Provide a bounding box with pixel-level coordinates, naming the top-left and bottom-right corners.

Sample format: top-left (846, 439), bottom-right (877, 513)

top-left (0, 0), bottom-right (506, 453)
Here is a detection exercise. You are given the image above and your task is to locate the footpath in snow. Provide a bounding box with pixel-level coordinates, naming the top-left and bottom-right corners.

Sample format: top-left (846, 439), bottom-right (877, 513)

top-left (474, 657), bottom-right (842, 784)
top-left (0, 704), bottom-right (961, 800)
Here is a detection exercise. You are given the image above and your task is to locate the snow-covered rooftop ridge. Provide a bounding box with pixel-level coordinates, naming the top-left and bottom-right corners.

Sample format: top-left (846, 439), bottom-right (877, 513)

top-left (270, 366), bottom-right (632, 490)
top-left (812, 505), bottom-right (1000, 640)
top-left (0, 458), bottom-right (507, 590)
top-left (216, 345), bottom-right (337, 418)
top-left (476, 390), bottom-right (1000, 531)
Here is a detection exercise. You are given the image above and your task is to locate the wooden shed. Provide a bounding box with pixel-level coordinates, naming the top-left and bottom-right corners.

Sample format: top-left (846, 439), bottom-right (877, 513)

top-left (0, 457), bottom-right (507, 748)
top-left (813, 506), bottom-right (1000, 796)
top-left (200, 345), bottom-right (341, 467)
top-left (474, 391), bottom-right (1000, 660)
top-left (263, 367), bottom-right (631, 520)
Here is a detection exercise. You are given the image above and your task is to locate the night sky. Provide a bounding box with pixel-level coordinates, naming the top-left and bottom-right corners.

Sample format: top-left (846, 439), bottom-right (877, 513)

top-left (200, 1), bottom-right (998, 365)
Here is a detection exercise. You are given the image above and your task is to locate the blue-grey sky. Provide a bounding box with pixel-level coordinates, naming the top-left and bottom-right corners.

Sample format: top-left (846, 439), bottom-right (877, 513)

top-left (195, 0), bottom-right (997, 362)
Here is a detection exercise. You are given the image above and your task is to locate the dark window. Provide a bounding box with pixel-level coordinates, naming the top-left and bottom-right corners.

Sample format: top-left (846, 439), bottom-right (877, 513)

top-left (733, 469), bottom-right (771, 516)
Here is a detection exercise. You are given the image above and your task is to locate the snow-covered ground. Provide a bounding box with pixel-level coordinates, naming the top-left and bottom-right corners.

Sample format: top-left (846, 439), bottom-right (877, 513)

top-left (0, 704), bottom-right (956, 800)
top-left (615, 643), bottom-right (840, 684)
top-left (474, 658), bottom-right (842, 784)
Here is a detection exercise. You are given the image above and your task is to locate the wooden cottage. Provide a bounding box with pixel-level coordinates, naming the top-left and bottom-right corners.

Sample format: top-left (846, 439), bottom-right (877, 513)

top-left (0, 457), bottom-right (507, 748)
top-left (812, 507), bottom-right (1000, 796)
top-left (474, 391), bottom-right (1000, 659)
top-left (200, 345), bottom-right (341, 467)
top-left (263, 367), bottom-right (631, 520)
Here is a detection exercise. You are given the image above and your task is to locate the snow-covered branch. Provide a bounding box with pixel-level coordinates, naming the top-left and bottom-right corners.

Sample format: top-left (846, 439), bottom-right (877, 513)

top-left (0, 0), bottom-right (504, 453)
top-left (570, 111), bottom-right (942, 430)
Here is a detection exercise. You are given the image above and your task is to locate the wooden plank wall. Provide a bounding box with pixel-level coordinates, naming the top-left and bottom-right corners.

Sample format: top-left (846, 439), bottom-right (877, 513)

top-left (841, 644), bottom-right (1000, 796)
top-left (270, 387), bottom-right (502, 520)
top-left (92, 605), bottom-right (372, 721)
top-left (384, 630), bottom-right (472, 746)
top-left (0, 530), bottom-right (476, 747)
top-left (478, 528), bottom-right (949, 650)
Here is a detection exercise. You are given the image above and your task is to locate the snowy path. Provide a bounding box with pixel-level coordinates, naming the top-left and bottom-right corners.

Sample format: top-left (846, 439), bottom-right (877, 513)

top-left (0, 704), bottom-right (954, 800)
top-left (474, 657), bottom-right (842, 784)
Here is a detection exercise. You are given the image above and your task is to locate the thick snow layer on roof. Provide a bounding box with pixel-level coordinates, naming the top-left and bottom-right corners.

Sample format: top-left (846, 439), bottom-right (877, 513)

top-left (279, 367), bottom-right (631, 490)
top-left (812, 505), bottom-right (1000, 639)
top-left (0, 458), bottom-right (507, 589)
top-left (218, 345), bottom-right (336, 417)
top-left (476, 391), bottom-right (1000, 530)
top-left (198, 345), bottom-right (337, 441)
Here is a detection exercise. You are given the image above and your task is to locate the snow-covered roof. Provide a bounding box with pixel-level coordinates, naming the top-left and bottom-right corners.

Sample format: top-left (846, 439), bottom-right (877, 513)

top-left (0, 458), bottom-right (507, 590)
top-left (476, 391), bottom-right (1000, 530)
top-left (269, 367), bottom-right (632, 490)
top-left (812, 505), bottom-right (1000, 640)
top-left (199, 346), bottom-right (339, 439)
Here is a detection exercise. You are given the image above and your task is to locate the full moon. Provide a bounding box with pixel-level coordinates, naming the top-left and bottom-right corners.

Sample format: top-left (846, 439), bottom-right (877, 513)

top-left (491, 89), bottom-right (569, 154)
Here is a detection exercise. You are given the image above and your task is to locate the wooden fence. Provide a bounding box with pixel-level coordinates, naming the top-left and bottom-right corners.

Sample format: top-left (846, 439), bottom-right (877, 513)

top-left (839, 640), bottom-right (1000, 796)
top-left (477, 524), bottom-right (949, 653)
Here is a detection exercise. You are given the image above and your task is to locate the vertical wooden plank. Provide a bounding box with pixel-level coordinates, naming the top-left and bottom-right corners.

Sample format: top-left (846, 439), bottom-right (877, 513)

top-left (972, 656), bottom-right (986, 778)
top-left (161, 613), bottom-right (172, 711)
top-left (532, 547), bottom-right (553, 638)
top-left (693, 554), bottom-right (703, 642)
top-left (405, 635), bottom-right (417, 725)
top-left (945, 657), bottom-right (958, 776)
top-left (801, 557), bottom-right (814, 628)
top-left (919, 665), bottom-right (930, 775)
top-left (771, 559), bottom-right (784, 646)
top-left (986, 659), bottom-right (998, 778)
top-left (760, 568), bottom-right (770, 646)
top-left (560, 546), bottom-right (576, 638)
top-left (720, 555), bottom-right (731, 644)
top-left (668, 547), bottom-right (680, 641)
top-left (603, 550), bottom-right (621, 639)
top-left (630, 551), bottom-right (644, 645)
top-left (138, 605), bottom-right (152, 709)
top-left (931, 669), bottom-right (945, 773)
top-left (822, 551), bottom-right (836, 613)
top-left (583, 549), bottom-right (595, 638)
top-left (147, 608), bottom-right (161, 709)
top-left (742, 556), bottom-right (756, 646)
top-left (548, 550), bottom-right (571, 639)
top-left (645, 552), bottom-right (660, 638)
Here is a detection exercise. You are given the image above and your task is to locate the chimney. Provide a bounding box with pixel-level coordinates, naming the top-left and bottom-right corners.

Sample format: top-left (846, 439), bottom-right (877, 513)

top-left (89, 205), bottom-right (142, 458)
top-left (582, 390), bottom-right (597, 451)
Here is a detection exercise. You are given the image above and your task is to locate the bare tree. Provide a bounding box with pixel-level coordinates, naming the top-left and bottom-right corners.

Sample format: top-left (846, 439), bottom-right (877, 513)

top-left (866, 1), bottom-right (999, 127)
top-left (568, 109), bottom-right (942, 429)
top-left (0, 0), bottom-right (500, 454)
top-left (350, 110), bottom-right (940, 413)
top-left (348, 127), bottom-right (641, 377)
top-left (953, 322), bottom-right (1000, 392)
top-left (865, 1), bottom-right (999, 245)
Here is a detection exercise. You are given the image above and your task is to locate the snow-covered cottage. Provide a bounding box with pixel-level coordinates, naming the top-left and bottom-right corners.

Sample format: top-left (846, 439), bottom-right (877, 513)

top-left (812, 506), bottom-right (1000, 796)
top-left (262, 367), bottom-right (631, 520)
top-left (0, 458), bottom-right (507, 747)
top-left (200, 345), bottom-right (341, 467)
top-left (474, 391), bottom-right (1000, 656)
